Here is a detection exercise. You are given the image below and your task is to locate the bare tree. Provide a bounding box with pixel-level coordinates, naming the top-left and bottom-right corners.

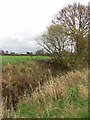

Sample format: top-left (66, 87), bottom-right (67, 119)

top-left (52, 2), bottom-right (88, 63)
top-left (38, 2), bottom-right (88, 67)
top-left (35, 49), bottom-right (45, 56)
top-left (38, 24), bottom-right (70, 64)
top-left (53, 2), bottom-right (88, 34)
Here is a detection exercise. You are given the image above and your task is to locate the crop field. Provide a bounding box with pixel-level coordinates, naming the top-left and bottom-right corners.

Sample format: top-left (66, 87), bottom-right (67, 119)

top-left (2, 56), bottom-right (75, 67)
top-left (2, 56), bottom-right (50, 66)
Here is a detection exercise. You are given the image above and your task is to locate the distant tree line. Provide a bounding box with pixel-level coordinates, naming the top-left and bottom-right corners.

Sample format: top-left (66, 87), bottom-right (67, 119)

top-left (1, 49), bottom-right (50, 56)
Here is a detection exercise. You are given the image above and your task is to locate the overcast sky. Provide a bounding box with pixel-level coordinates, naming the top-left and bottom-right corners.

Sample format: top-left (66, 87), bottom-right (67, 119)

top-left (0, 0), bottom-right (89, 53)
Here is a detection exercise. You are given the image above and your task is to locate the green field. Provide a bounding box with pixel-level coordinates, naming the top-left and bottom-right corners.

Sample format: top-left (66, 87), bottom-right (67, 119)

top-left (2, 56), bottom-right (50, 66)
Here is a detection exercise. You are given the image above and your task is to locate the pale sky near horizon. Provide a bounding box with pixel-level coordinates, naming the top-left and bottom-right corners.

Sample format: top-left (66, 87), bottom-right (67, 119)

top-left (0, 0), bottom-right (89, 53)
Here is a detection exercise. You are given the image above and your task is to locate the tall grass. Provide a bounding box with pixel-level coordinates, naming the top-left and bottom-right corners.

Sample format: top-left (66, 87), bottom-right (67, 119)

top-left (3, 68), bottom-right (88, 118)
top-left (2, 60), bottom-right (51, 111)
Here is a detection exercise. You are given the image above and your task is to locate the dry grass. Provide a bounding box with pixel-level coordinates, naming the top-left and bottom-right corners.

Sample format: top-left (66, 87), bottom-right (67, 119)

top-left (2, 61), bottom-right (50, 110)
top-left (32, 68), bottom-right (88, 101)
top-left (3, 68), bottom-right (88, 118)
top-left (29, 68), bottom-right (88, 118)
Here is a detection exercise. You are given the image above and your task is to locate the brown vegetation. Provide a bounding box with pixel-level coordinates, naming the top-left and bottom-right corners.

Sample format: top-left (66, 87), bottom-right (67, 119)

top-left (32, 69), bottom-right (88, 106)
top-left (2, 61), bottom-right (51, 110)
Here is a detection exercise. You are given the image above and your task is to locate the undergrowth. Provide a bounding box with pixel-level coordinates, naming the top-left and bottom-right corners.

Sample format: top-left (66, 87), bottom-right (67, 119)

top-left (3, 68), bottom-right (88, 118)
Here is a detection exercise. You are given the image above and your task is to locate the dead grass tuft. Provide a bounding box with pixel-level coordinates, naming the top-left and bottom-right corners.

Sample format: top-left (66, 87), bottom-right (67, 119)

top-left (31, 69), bottom-right (88, 109)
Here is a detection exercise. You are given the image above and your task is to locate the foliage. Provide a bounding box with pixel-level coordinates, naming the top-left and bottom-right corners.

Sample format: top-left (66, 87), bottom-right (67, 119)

top-left (52, 2), bottom-right (88, 64)
top-left (38, 24), bottom-right (72, 66)
top-left (38, 2), bottom-right (88, 67)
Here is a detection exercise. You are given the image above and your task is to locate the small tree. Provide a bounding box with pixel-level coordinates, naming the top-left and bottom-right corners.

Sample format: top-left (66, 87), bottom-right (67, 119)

top-left (27, 52), bottom-right (33, 56)
top-left (35, 49), bottom-right (45, 56)
top-left (38, 24), bottom-right (71, 65)
top-left (10, 52), bottom-right (15, 56)
top-left (6, 50), bottom-right (9, 55)
top-left (1, 50), bottom-right (4, 55)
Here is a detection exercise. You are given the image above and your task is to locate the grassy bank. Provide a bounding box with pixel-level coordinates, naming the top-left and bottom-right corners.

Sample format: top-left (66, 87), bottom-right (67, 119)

top-left (3, 69), bottom-right (88, 118)
top-left (2, 56), bottom-right (88, 118)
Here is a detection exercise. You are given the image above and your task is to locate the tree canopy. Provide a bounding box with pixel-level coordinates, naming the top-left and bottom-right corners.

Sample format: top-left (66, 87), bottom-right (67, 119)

top-left (38, 2), bottom-right (88, 67)
top-left (52, 2), bottom-right (88, 61)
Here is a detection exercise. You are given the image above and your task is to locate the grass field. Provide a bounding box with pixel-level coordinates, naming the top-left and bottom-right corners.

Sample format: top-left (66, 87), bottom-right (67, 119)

top-left (2, 56), bottom-right (50, 66)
